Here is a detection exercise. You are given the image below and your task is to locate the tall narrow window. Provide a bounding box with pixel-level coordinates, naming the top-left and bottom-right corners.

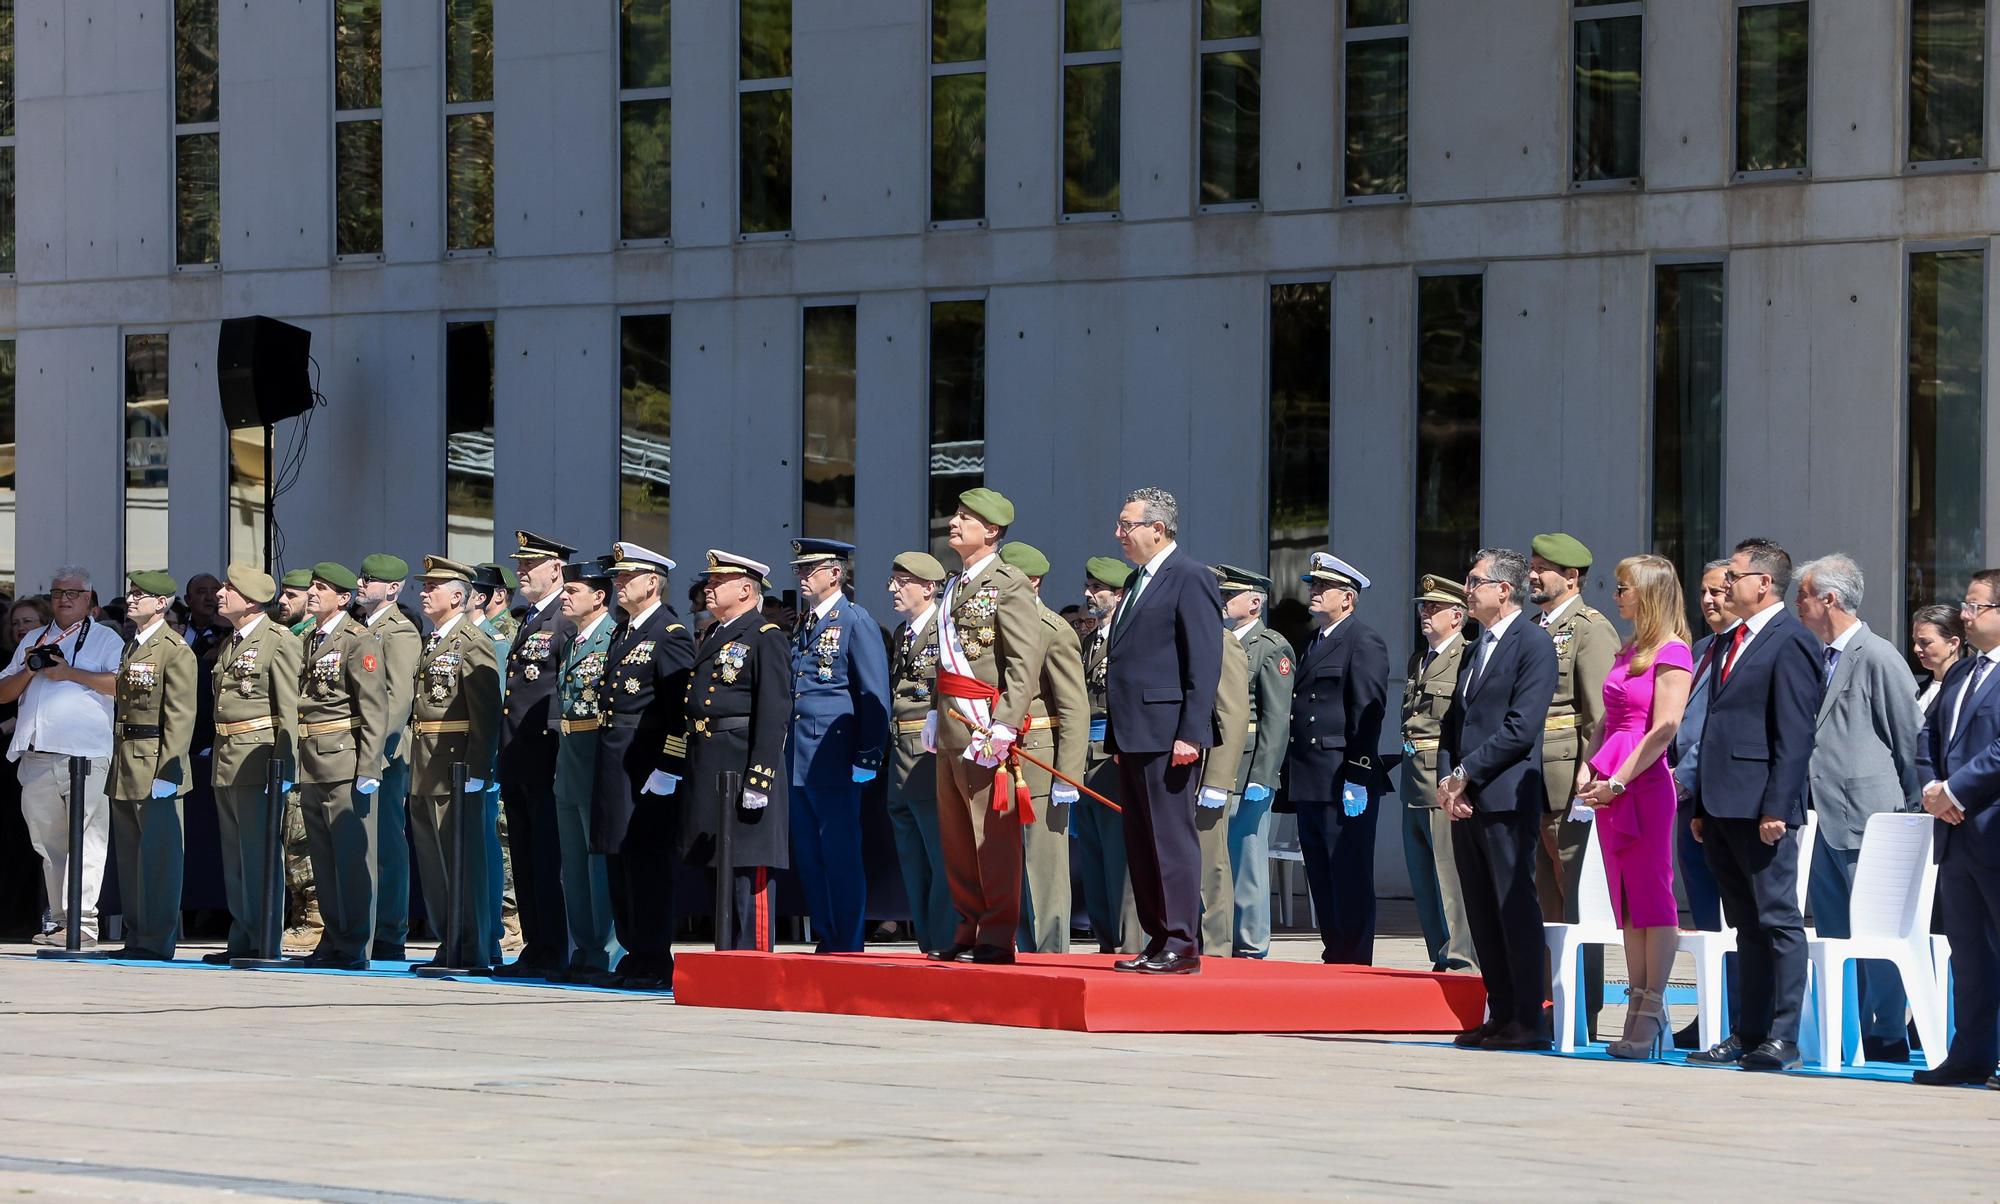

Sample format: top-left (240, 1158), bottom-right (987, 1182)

top-left (620, 0), bottom-right (671, 243)
top-left (0, 340), bottom-right (14, 589)
top-left (1910, 0), bottom-right (1986, 167)
top-left (930, 0), bottom-right (986, 226)
top-left (1908, 249), bottom-right (1985, 629)
top-left (1343, 1), bottom-right (1408, 201)
top-left (0, 0), bottom-right (15, 274)
top-left (124, 334), bottom-right (171, 576)
top-left (1415, 275), bottom-right (1482, 580)
top-left (1735, 0), bottom-right (1808, 177)
top-left (1573, 1), bottom-right (1641, 186)
top-left (619, 313), bottom-right (672, 550)
top-left (1198, 0), bottom-right (1261, 209)
top-left (802, 306), bottom-right (858, 542)
top-left (1652, 264), bottom-right (1726, 626)
top-left (444, 0), bottom-right (494, 253)
top-left (1061, 0), bottom-right (1120, 218)
top-left (175, 0), bottom-right (221, 267)
top-left (928, 299), bottom-right (985, 559)
top-left (334, 0), bottom-right (383, 258)
top-left (1268, 282), bottom-right (1330, 598)
top-left (739, 0), bottom-right (792, 238)
top-left (444, 320), bottom-right (495, 564)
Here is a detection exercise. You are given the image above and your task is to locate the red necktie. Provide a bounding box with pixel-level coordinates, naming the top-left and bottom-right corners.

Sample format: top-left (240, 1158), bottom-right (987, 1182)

top-left (1718, 623), bottom-right (1748, 684)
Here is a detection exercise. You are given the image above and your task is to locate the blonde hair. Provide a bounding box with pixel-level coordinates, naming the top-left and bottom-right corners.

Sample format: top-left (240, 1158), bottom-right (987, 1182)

top-left (1616, 554), bottom-right (1691, 675)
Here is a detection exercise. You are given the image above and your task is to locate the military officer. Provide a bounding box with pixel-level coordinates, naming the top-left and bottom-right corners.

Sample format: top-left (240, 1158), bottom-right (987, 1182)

top-left (467, 564), bottom-right (513, 961)
top-left (1401, 574), bottom-right (1478, 972)
top-left (406, 556), bottom-right (502, 972)
top-left (293, 562), bottom-right (391, 970)
top-left (665, 551), bottom-right (792, 952)
top-left (277, 569), bottom-right (314, 634)
top-left (996, 541), bottom-right (1088, 955)
top-left (927, 488), bottom-right (1041, 964)
top-left (1528, 531), bottom-right (1616, 1031)
top-left (107, 571), bottom-right (197, 961)
top-left (276, 568), bottom-right (320, 948)
top-left (477, 563), bottom-right (521, 642)
top-left (1197, 619), bottom-right (1250, 957)
top-left (1076, 556), bottom-right (1141, 954)
top-left (1214, 565), bottom-right (1296, 959)
top-left (357, 553), bottom-right (420, 961)
top-left (1284, 552), bottom-right (1390, 965)
top-left (549, 559), bottom-right (621, 980)
top-left (785, 538), bottom-right (890, 954)
top-left (205, 564), bottom-right (302, 964)
top-left (493, 532), bottom-right (575, 979)
top-left (884, 551), bottom-right (953, 954)
top-left (592, 542), bottom-right (695, 989)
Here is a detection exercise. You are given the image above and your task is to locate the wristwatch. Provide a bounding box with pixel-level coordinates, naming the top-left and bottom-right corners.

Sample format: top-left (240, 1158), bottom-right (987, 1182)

top-left (1607, 778), bottom-right (1627, 796)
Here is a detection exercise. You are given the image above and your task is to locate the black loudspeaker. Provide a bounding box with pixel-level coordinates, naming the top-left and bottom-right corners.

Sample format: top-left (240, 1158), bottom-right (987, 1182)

top-left (217, 316), bottom-right (313, 430)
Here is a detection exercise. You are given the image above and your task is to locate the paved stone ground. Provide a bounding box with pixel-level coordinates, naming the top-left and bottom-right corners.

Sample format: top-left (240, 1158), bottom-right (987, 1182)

top-left (0, 909), bottom-right (1993, 1202)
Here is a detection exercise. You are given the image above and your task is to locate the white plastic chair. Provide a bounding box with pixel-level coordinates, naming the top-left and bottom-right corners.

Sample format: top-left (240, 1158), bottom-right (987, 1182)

top-left (1544, 824), bottom-right (1621, 1051)
top-left (1805, 812), bottom-right (1948, 1069)
top-left (1677, 811), bottom-right (1818, 1051)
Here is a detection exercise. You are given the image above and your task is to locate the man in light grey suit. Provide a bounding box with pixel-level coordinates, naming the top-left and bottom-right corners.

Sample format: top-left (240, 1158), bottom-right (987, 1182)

top-left (1795, 553), bottom-right (1923, 1062)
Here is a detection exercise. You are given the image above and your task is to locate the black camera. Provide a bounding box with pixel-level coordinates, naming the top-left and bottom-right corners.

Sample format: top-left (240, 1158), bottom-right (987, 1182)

top-left (25, 644), bottom-right (65, 672)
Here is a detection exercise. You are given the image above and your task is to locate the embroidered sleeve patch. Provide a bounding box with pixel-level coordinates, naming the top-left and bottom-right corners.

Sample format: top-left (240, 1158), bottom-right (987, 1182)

top-left (362, 654), bottom-right (377, 673)
top-left (1277, 656), bottom-right (1292, 676)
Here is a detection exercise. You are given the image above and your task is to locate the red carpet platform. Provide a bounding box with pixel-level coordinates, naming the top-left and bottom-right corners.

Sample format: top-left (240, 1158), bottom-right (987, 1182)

top-left (672, 951), bottom-right (1486, 1033)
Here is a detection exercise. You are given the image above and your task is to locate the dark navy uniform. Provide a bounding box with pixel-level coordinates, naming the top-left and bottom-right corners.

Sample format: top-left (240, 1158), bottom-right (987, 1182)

top-left (496, 530), bottom-right (576, 975)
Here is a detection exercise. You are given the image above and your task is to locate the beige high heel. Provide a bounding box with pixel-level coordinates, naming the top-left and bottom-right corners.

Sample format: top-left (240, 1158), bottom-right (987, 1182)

top-left (1607, 987), bottom-right (1669, 1060)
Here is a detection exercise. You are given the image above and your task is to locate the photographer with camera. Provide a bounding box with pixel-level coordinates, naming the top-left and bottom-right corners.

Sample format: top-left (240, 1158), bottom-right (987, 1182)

top-left (0, 566), bottom-right (125, 947)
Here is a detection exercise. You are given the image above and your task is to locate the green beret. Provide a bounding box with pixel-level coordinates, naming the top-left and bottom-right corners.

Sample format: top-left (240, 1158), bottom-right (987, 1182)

top-left (226, 562), bottom-right (277, 606)
top-left (999, 541), bottom-right (1050, 577)
top-left (1085, 556), bottom-right (1133, 589)
top-left (958, 486), bottom-right (1015, 527)
top-left (1531, 532), bottom-right (1592, 570)
top-left (891, 551), bottom-right (948, 583)
top-left (1413, 574), bottom-right (1466, 605)
top-left (359, 553), bottom-right (409, 581)
top-left (127, 570), bottom-right (176, 599)
top-left (279, 569), bottom-right (313, 590)
top-left (311, 561), bottom-right (358, 592)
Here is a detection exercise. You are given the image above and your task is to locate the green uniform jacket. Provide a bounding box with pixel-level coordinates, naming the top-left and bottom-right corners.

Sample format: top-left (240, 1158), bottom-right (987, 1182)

top-left (1235, 621), bottom-right (1295, 793)
top-left (211, 617), bottom-right (301, 787)
top-left (1017, 602), bottom-right (1089, 798)
top-left (1202, 632), bottom-right (1251, 794)
top-left (1399, 632), bottom-right (1468, 808)
top-left (110, 622), bottom-right (198, 800)
top-left (1081, 627), bottom-right (1117, 799)
top-left (368, 605), bottom-right (422, 765)
top-left (409, 616), bottom-right (502, 796)
top-left (552, 613), bottom-right (614, 802)
top-left (1542, 597), bottom-right (1618, 809)
top-left (888, 611), bottom-right (941, 803)
top-left (930, 558), bottom-right (1040, 753)
top-left (295, 613), bottom-right (391, 785)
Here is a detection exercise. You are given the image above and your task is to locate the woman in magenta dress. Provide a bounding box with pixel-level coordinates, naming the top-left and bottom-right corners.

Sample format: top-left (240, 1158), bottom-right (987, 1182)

top-left (1574, 554), bottom-right (1693, 1059)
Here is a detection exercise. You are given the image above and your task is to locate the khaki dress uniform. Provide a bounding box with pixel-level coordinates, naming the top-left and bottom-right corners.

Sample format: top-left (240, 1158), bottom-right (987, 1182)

top-left (211, 607), bottom-right (302, 958)
top-left (294, 604), bottom-right (391, 964)
top-left (108, 595), bottom-right (198, 958)
top-left (1536, 594), bottom-right (1616, 922)
top-left (364, 588), bottom-right (422, 958)
top-left (1400, 589), bottom-right (1476, 972)
top-left (1198, 631), bottom-right (1251, 957)
top-left (1013, 594), bottom-right (1089, 954)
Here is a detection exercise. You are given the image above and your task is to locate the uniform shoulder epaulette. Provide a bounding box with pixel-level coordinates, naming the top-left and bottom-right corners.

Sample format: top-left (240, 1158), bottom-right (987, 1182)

top-left (1577, 605), bottom-right (1610, 624)
top-left (667, 623), bottom-right (685, 633)
top-left (760, 622), bottom-right (780, 633)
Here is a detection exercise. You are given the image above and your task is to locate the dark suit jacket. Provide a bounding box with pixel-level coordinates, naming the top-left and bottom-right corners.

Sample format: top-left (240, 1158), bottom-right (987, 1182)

top-left (1104, 545), bottom-right (1223, 756)
top-left (503, 597), bottom-right (573, 743)
top-left (1694, 607), bottom-right (1821, 825)
top-left (1915, 652), bottom-right (2000, 864)
top-left (1439, 613), bottom-right (1558, 813)
top-left (1283, 617), bottom-right (1390, 799)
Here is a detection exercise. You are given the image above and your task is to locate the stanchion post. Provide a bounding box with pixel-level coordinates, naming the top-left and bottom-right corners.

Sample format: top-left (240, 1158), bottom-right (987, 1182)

top-left (714, 770), bottom-right (739, 951)
top-left (232, 758), bottom-right (291, 968)
top-left (415, 762), bottom-right (470, 978)
top-left (37, 755), bottom-right (105, 961)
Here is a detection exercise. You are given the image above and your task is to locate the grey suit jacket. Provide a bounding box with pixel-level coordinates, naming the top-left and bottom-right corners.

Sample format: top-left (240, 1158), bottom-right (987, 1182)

top-left (1808, 621), bottom-right (1922, 850)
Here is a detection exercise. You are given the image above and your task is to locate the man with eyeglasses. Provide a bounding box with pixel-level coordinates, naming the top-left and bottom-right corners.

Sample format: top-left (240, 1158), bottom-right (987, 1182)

top-left (0, 568), bottom-right (130, 949)
top-left (1685, 537), bottom-right (1822, 1072)
top-left (1912, 569), bottom-right (2000, 1088)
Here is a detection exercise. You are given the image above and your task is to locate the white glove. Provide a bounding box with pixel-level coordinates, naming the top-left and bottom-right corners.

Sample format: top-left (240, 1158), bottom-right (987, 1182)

top-left (1198, 786), bottom-right (1230, 809)
top-left (920, 711), bottom-right (938, 753)
top-left (987, 723), bottom-right (1016, 759)
top-left (149, 779), bottom-right (177, 799)
top-left (1050, 783), bottom-right (1079, 807)
top-left (464, 777), bottom-right (486, 792)
top-left (356, 777), bottom-right (381, 795)
top-left (741, 788), bottom-right (769, 810)
top-left (1566, 801), bottom-right (1596, 824)
top-left (643, 770), bottom-right (679, 796)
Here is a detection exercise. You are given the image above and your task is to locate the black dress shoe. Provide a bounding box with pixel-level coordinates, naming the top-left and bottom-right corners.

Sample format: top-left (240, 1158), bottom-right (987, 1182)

top-left (581, 969), bottom-right (626, 989)
top-left (1685, 1035), bottom-right (1746, 1066)
top-left (1863, 1036), bottom-right (1911, 1064)
top-left (1132, 951), bottom-right (1200, 975)
top-left (1739, 1039), bottom-right (1802, 1071)
top-left (200, 951), bottom-right (236, 966)
top-left (1453, 1020), bottom-right (1502, 1049)
top-left (1912, 1062), bottom-right (1996, 1087)
top-left (493, 957), bottom-right (556, 980)
top-left (1112, 947), bottom-right (1167, 973)
top-left (1479, 1021), bottom-right (1551, 1051)
top-left (967, 944), bottom-right (1017, 965)
top-left (312, 956), bottom-right (368, 972)
top-left (110, 947), bottom-right (169, 961)
top-left (929, 944), bottom-right (974, 962)
top-left (1988, 1075), bottom-right (1999, 1091)
top-left (372, 945), bottom-right (407, 962)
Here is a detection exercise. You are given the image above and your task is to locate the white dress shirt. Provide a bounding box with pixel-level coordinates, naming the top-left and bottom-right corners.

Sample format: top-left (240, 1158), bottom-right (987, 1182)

top-left (1471, 609), bottom-right (1523, 683)
top-left (5, 619), bottom-right (124, 760)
